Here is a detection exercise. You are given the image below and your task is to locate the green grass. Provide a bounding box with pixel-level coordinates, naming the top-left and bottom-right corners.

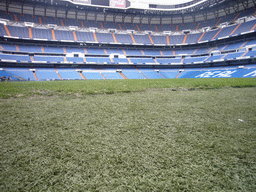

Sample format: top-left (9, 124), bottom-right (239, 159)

top-left (0, 79), bottom-right (256, 191)
top-left (0, 78), bottom-right (256, 99)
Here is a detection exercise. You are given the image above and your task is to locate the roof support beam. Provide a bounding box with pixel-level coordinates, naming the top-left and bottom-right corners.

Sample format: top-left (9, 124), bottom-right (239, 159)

top-left (214, 10), bottom-right (219, 19)
top-left (21, 4), bottom-right (24, 15)
top-left (104, 13), bottom-right (108, 23)
top-left (33, 6), bottom-right (36, 16)
top-left (148, 17), bottom-right (153, 25)
top-left (55, 8), bottom-right (58, 18)
top-left (5, 0), bottom-right (9, 13)
top-left (65, 9), bottom-right (69, 19)
top-left (131, 15), bottom-right (136, 24)
top-left (84, 12), bottom-right (88, 21)
top-left (139, 16), bottom-right (143, 25)
top-left (44, 7), bottom-right (47, 18)
top-left (191, 14), bottom-right (196, 23)
top-left (121, 14), bottom-right (127, 24)
top-left (94, 12), bottom-right (98, 22)
top-left (202, 12), bottom-right (207, 21)
top-left (113, 14), bottom-right (118, 23)
top-left (75, 10), bottom-right (78, 20)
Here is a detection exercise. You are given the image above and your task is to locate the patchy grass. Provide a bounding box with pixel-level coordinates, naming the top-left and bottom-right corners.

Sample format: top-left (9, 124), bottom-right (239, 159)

top-left (0, 84), bottom-right (256, 191)
top-left (0, 78), bottom-right (256, 99)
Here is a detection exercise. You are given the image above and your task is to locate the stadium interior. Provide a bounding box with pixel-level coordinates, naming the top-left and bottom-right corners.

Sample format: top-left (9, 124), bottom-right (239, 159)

top-left (0, 0), bottom-right (256, 81)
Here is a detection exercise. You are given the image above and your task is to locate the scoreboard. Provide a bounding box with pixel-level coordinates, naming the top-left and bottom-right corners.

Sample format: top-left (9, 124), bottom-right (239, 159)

top-left (110, 0), bottom-right (126, 8)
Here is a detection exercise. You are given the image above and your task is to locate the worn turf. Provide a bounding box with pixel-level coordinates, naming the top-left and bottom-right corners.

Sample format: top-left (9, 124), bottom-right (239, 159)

top-left (0, 79), bottom-right (256, 191)
top-left (0, 78), bottom-right (256, 99)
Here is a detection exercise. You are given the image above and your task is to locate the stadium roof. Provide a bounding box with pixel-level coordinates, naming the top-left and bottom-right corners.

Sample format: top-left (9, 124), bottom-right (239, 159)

top-left (60, 0), bottom-right (213, 11)
top-left (130, 0), bottom-right (193, 5)
top-left (1, 0), bottom-right (255, 25)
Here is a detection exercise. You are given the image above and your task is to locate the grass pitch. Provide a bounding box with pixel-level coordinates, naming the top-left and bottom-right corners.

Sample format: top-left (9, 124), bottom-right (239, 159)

top-left (0, 78), bottom-right (255, 99)
top-left (0, 78), bottom-right (256, 191)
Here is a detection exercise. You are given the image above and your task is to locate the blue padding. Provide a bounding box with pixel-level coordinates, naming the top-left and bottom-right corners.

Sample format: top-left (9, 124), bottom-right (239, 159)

top-left (188, 68), bottom-right (256, 78)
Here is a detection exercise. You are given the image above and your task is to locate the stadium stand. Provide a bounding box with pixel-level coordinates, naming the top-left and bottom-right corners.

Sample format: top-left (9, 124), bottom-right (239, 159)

top-left (122, 69), bottom-right (146, 79)
top-left (57, 68), bottom-right (83, 80)
top-left (138, 69), bottom-right (164, 79)
top-left (35, 68), bottom-right (60, 81)
top-left (3, 68), bottom-right (36, 81)
top-left (81, 69), bottom-right (105, 80)
top-left (0, 0), bottom-right (255, 80)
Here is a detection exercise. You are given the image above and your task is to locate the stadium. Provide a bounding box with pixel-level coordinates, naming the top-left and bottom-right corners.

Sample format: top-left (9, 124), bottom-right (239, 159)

top-left (0, 0), bottom-right (256, 191)
top-left (0, 0), bottom-right (256, 79)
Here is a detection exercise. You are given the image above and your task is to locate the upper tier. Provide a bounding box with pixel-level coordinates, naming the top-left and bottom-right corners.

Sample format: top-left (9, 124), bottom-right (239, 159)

top-left (0, 8), bottom-right (255, 32)
top-left (1, 18), bottom-right (256, 46)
